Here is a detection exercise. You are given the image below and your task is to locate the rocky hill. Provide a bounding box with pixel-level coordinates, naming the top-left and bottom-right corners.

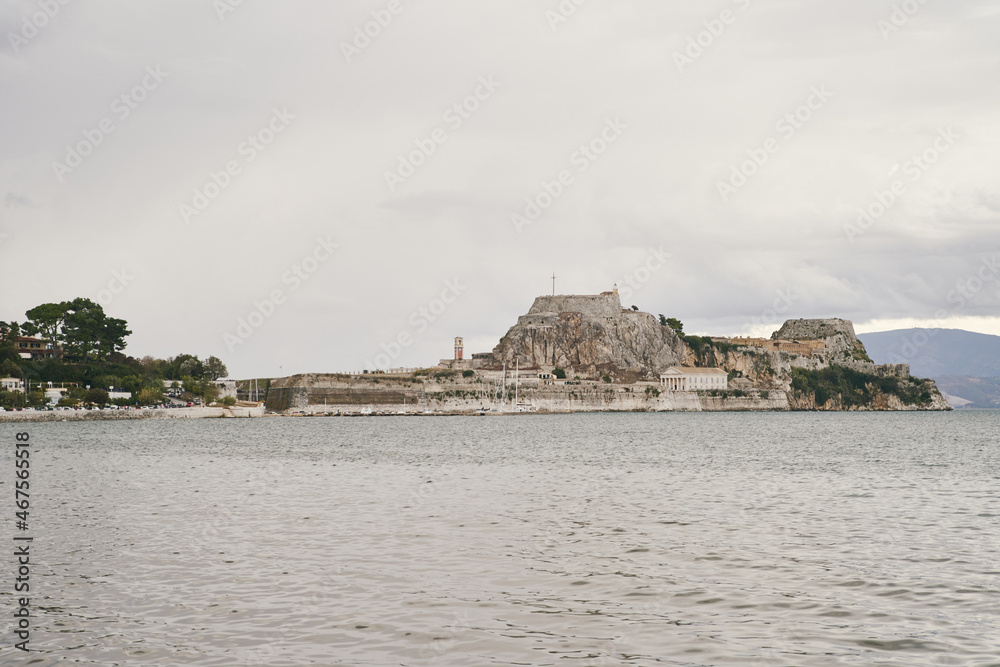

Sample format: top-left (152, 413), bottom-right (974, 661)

top-left (858, 328), bottom-right (1000, 409)
top-left (486, 292), bottom-right (687, 381)
top-left (932, 376), bottom-right (1000, 409)
top-left (774, 318), bottom-right (872, 362)
top-left (477, 293), bottom-right (948, 410)
top-left (858, 328), bottom-right (1000, 378)
top-left (263, 292), bottom-right (950, 414)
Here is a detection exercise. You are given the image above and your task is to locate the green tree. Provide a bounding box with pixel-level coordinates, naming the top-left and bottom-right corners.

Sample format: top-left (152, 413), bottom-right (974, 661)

top-left (62, 298), bottom-right (131, 361)
top-left (137, 387), bottom-right (164, 405)
top-left (92, 374), bottom-right (118, 390)
top-left (0, 359), bottom-right (23, 378)
top-left (0, 331), bottom-right (19, 364)
top-left (23, 302), bottom-right (68, 344)
top-left (658, 314), bottom-right (667, 326)
top-left (0, 390), bottom-right (26, 409)
top-left (204, 356), bottom-right (228, 380)
top-left (664, 318), bottom-right (684, 334)
top-left (119, 375), bottom-right (145, 394)
top-left (222, 395), bottom-right (237, 407)
top-left (200, 382), bottom-right (220, 405)
top-left (85, 388), bottom-right (110, 406)
top-left (171, 355), bottom-right (205, 379)
top-left (0, 321), bottom-right (21, 339)
top-left (553, 367), bottom-right (566, 379)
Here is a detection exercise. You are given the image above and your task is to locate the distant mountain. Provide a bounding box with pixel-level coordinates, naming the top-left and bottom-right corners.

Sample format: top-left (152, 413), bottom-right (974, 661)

top-left (857, 328), bottom-right (1000, 409)
top-left (858, 328), bottom-right (1000, 378)
top-left (932, 376), bottom-right (1000, 410)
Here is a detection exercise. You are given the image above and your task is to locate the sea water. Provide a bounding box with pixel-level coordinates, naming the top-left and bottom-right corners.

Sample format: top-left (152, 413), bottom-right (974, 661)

top-left (1, 412), bottom-right (998, 665)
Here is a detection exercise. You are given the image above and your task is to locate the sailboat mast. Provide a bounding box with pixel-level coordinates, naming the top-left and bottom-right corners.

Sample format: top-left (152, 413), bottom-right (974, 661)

top-left (502, 363), bottom-right (507, 410)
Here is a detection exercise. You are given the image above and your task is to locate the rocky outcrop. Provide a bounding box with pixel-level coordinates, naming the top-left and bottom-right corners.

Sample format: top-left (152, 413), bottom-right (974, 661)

top-left (774, 318), bottom-right (858, 341)
top-left (773, 318), bottom-right (872, 362)
top-left (477, 295), bottom-right (948, 410)
top-left (261, 293), bottom-right (949, 413)
top-left (786, 377), bottom-right (950, 411)
top-left (487, 292), bottom-right (686, 380)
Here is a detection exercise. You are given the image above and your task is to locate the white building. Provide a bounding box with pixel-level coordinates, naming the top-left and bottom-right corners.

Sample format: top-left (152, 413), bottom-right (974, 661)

top-left (44, 387), bottom-right (67, 404)
top-left (215, 379), bottom-right (237, 399)
top-left (659, 366), bottom-right (728, 391)
top-left (1, 378), bottom-right (25, 393)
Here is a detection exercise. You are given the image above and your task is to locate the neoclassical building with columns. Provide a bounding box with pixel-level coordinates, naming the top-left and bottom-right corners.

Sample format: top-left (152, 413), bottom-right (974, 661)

top-left (659, 366), bottom-right (728, 391)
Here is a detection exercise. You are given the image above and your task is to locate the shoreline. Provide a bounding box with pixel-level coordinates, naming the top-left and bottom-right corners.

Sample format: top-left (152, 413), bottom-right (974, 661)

top-left (1, 403), bottom-right (955, 422)
top-left (0, 405), bottom-right (264, 422)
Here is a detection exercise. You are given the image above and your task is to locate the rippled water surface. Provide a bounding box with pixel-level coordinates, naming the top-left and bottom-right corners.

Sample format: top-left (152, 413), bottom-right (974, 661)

top-left (2, 412), bottom-right (999, 666)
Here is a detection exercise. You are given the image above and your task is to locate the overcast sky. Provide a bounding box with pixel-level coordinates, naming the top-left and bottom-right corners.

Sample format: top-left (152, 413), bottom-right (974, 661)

top-left (2, 0), bottom-right (999, 378)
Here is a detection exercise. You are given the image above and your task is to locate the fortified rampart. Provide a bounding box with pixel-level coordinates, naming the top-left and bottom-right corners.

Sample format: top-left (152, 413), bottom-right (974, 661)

top-left (262, 369), bottom-right (946, 414)
top-left (263, 292), bottom-right (945, 414)
top-left (774, 318), bottom-right (858, 342)
top-left (527, 292), bottom-right (622, 320)
top-left (493, 292), bottom-right (685, 377)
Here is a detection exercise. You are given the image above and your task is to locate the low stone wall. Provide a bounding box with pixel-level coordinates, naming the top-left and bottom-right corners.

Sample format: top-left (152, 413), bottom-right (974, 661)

top-left (697, 393), bottom-right (790, 411)
top-left (274, 385), bottom-right (791, 414)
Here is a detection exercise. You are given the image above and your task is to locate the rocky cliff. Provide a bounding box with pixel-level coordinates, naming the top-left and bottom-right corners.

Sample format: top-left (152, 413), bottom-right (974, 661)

top-left (774, 318), bottom-right (872, 362)
top-left (263, 294), bottom-right (950, 413)
top-left (486, 292), bottom-right (687, 380)
top-left (479, 296), bottom-right (948, 411)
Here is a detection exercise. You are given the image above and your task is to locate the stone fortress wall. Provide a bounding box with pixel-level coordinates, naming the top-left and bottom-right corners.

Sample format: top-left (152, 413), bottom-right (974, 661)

top-left (774, 318), bottom-right (859, 341)
top-left (262, 295), bottom-right (943, 414)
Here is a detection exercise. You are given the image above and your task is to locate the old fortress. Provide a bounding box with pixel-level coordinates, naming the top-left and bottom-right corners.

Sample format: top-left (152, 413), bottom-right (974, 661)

top-left (264, 288), bottom-right (946, 414)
